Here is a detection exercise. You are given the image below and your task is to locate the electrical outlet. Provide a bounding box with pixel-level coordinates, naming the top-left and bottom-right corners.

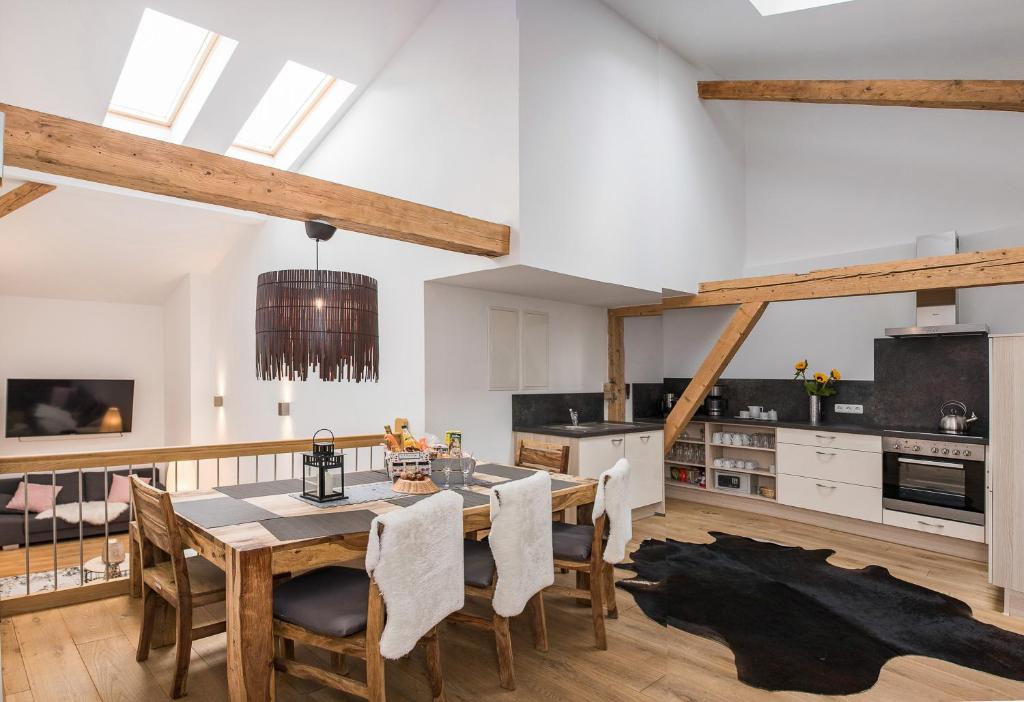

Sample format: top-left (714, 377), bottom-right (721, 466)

top-left (835, 404), bottom-right (864, 415)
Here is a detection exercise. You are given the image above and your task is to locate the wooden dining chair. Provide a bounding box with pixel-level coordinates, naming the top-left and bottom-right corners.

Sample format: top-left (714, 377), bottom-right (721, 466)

top-left (545, 475), bottom-right (618, 650)
top-left (516, 439), bottom-right (570, 523)
top-left (449, 471), bottom-right (552, 690)
top-left (271, 491), bottom-right (463, 702)
top-left (515, 439), bottom-right (570, 474)
top-left (130, 477), bottom-right (227, 699)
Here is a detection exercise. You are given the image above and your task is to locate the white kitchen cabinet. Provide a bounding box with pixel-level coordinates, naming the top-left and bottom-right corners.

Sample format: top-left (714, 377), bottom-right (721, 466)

top-left (626, 430), bottom-right (665, 509)
top-left (777, 442), bottom-right (882, 489)
top-left (578, 430), bottom-right (664, 510)
top-left (777, 428), bottom-right (881, 454)
top-left (990, 335), bottom-right (1024, 613)
top-left (882, 508), bottom-right (984, 543)
top-left (778, 474), bottom-right (882, 523)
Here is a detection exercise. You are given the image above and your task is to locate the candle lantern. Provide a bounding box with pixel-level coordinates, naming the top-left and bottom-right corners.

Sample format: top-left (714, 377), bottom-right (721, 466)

top-left (302, 429), bottom-right (347, 502)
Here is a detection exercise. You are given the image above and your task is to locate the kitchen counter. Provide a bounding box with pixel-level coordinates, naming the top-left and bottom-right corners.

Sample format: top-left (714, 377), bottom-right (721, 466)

top-left (512, 421), bottom-right (663, 439)
top-left (639, 414), bottom-right (989, 444)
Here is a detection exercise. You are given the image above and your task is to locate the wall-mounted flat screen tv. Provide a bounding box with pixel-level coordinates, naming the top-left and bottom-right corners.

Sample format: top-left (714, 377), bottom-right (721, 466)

top-left (4, 379), bottom-right (135, 438)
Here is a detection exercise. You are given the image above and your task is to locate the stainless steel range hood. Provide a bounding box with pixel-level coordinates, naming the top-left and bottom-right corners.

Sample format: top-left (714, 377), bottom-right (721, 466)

top-left (884, 232), bottom-right (989, 338)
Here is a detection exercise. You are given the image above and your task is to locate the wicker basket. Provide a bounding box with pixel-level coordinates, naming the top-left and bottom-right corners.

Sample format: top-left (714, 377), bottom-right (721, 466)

top-left (392, 478), bottom-right (440, 495)
top-left (758, 486), bottom-right (776, 499)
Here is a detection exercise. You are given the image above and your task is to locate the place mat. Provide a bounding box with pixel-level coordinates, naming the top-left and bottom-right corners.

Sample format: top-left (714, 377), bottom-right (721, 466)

top-left (215, 471), bottom-right (390, 499)
top-left (395, 488), bottom-right (491, 508)
top-left (175, 496), bottom-right (281, 528)
top-left (550, 478), bottom-right (580, 492)
top-left (216, 479), bottom-right (303, 499)
top-left (472, 464), bottom-right (580, 494)
top-left (258, 509), bottom-right (378, 542)
top-left (289, 480), bottom-right (400, 509)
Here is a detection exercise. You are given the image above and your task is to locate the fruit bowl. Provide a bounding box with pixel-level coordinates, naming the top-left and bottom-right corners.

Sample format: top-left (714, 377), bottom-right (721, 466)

top-left (392, 477), bottom-right (440, 495)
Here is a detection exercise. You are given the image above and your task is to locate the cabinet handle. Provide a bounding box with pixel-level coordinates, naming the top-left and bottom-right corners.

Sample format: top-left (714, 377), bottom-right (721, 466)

top-left (611, 438), bottom-right (623, 446)
top-left (917, 520), bottom-right (944, 529)
top-left (815, 483), bottom-right (836, 491)
top-left (815, 434), bottom-right (836, 441)
top-left (639, 435), bottom-right (651, 443)
top-left (815, 451), bottom-right (836, 457)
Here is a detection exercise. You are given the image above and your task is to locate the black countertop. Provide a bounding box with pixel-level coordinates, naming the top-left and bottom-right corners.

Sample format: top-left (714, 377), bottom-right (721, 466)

top-left (636, 415), bottom-right (989, 444)
top-left (513, 421), bottom-right (664, 439)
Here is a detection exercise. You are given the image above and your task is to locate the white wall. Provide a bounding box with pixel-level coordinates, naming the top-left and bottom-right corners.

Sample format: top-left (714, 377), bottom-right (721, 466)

top-left (202, 0), bottom-right (517, 448)
top-left (517, 0), bottom-right (746, 293)
top-left (424, 282), bottom-right (607, 463)
top-left (163, 277), bottom-right (192, 445)
top-left (0, 296), bottom-right (165, 455)
top-left (745, 103), bottom-right (1024, 267)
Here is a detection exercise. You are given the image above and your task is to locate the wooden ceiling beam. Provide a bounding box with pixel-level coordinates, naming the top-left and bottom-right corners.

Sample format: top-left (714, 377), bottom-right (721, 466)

top-left (1, 103), bottom-right (510, 257)
top-left (662, 246), bottom-right (1024, 310)
top-left (698, 80), bottom-right (1024, 112)
top-left (0, 181), bottom-right (55, 219)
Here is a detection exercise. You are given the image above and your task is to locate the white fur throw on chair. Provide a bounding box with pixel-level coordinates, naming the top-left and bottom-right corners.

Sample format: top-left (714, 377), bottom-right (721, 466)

top-left (488, 470), bottom-right (554, 617)
top-left (593, 458), bottom-right (632, 564)
top-left (365, 490), bottom-right (465, 659)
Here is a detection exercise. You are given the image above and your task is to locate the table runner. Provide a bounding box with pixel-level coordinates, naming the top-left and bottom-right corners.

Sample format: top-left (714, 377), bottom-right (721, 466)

top-left (258, 510), bottom-right (378, 541)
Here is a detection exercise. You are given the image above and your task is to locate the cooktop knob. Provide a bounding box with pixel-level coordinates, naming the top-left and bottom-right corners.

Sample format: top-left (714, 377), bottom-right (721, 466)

top-left (953, 449), bottom-right (961, 456)
top-left (912, 445), bottom-right (921, 452)
top-left (964, 449), bottom-right (972, 457)
top-left (931, 447), bottom-right (940, 454)
top-left (941, 448), bottom-right (950, 455)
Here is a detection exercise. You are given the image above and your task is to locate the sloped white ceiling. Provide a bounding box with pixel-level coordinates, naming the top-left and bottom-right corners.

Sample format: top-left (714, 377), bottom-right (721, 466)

top-left (604, 0), bottom-right (1024, 79)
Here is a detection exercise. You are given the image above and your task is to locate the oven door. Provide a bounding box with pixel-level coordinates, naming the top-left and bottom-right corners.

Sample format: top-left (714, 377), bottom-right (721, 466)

top-left (883, 453), bottom-right (985, 524)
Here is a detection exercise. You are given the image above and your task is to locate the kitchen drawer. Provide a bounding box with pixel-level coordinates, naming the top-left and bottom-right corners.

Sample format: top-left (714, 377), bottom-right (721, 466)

top-left (882, 509), bottom-right (985, 543)
top-left (777, 442), bottom-right (882, 488)
top-left (777, 428), bottom-right (881, 454)
top-left (778, 474), bottom-right (882, 523)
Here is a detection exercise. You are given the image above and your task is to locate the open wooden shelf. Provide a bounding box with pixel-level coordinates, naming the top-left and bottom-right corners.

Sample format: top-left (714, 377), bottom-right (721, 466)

top-left (665, 478), bottom-right (706, 491)
top-left (665, 459), bottom-right (706, 469)
top-left (708, 465), bottom-right (775, 477)
top-left (709, 443), bottom-right (776, 453)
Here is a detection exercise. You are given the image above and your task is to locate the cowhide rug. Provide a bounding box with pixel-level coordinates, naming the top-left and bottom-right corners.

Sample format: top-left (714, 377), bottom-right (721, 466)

top-left (618, 532), bottom-right (1024, 695)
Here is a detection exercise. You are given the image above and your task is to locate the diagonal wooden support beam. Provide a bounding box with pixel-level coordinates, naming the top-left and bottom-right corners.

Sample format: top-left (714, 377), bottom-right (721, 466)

top-left (0, 181), bottom-right (55, 218)
top-left (663, 302), bottom-right (768, 453)
top-left (698, 80), bottom-right (1024, 112)
top-left (1, 103), bottom-right (509, 257)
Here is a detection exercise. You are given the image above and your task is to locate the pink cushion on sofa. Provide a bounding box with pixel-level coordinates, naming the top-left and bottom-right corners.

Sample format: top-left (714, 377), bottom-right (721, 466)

top-left (7, 481), bottom-right (63, 513)
top-left (108, 473), bottom-right (149, 503)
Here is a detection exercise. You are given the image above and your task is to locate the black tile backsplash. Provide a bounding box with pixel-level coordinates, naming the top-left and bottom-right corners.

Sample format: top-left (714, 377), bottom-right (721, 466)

top-left (631, 382), bottom-right (665, 420)
top-left (873, 336), bottom-right (988, 435)
top-left (512, 393), bottom-right (604, 428)
top-left (655, 336), bottom-right (989, 436)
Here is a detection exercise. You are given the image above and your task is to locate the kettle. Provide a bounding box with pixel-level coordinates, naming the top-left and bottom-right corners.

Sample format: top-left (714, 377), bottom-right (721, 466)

top-left (938, 401), bottom-right (978, 435)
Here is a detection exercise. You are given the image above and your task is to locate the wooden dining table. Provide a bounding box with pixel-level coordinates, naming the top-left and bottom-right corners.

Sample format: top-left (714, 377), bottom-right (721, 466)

top-left (166, 464), bottom-right (598, 701)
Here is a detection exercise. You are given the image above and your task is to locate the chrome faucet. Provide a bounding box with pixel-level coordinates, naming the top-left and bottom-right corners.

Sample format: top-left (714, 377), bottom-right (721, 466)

top-left (569, 408), bottom-right (579, 427)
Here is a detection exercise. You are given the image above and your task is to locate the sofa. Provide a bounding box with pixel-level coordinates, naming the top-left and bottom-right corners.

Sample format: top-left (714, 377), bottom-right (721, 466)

top-left (0, 466), bottom-right (161, 548)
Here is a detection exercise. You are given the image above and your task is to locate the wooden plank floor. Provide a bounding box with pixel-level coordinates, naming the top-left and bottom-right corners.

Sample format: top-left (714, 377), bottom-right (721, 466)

top-left (3, 499), bottom-right (1024, 701)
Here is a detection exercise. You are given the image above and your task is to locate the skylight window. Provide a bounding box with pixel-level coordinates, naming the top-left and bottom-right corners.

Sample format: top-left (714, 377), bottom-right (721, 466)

top-left (104, 9), bottom-right (237, 143)
top-left (228, 61), bottom-right (357, 170)
top-left (749, 0), bottom-right (854, 16)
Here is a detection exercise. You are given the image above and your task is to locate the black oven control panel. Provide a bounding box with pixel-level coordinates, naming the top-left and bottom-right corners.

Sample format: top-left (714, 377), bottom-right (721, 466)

top-left (882, 436), bottom-right (985, 462)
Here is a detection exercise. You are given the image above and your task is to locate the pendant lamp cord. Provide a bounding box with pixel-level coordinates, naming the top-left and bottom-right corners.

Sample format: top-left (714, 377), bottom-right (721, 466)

top-left (316, 239), bottom-right (320, 272)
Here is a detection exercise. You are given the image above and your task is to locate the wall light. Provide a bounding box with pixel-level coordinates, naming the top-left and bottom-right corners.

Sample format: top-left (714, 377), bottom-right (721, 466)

top-left (213, 395), bottom-right (224, 408)
top-left (278, 402), bottom-right (291, 417)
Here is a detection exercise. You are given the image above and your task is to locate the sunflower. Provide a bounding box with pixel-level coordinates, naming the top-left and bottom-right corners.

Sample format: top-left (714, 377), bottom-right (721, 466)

top-left (813, 372), bottom-right (828, 384)
top-left (830, 368), bottom-right (842, 381)
top-left (794, 359), bottom-right (808, 371)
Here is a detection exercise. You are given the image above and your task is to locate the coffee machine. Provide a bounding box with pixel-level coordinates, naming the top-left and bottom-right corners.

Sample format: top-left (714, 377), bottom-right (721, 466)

top-left (704, 385), bottom-right (727, 417)
top-left (661, 393), bottom-right (677, 416)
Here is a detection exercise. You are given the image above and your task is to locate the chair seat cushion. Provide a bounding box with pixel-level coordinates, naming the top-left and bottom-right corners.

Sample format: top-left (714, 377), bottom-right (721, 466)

top-left (464, 539), bottom-right (496, 588)
top-left (552, 522), bottom-right (595, 561)
top-left (273, 566), bottom-right (370, 638)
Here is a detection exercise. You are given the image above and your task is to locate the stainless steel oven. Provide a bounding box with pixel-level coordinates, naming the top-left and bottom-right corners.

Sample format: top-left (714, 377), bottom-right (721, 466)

top-left (882, 436), bottom-right (985, 525)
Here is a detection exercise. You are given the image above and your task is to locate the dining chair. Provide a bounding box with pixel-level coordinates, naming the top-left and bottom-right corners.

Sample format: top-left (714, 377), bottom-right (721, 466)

top-left (130, 477), bottom-right (227, 699)
top-left (272, 490), bottom-right (465, 702)
top-left (449, 470), bottom-right (553, 690)
top-left (516, 439), bottom-right (570, 522)
top-left (546, 459), bottom-right (631, 650)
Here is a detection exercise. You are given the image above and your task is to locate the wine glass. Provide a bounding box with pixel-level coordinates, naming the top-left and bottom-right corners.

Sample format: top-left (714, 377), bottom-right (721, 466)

top-left (442, 460), bottom-right (453, 490)
top-left (461, 454), bottom-right (475, 487)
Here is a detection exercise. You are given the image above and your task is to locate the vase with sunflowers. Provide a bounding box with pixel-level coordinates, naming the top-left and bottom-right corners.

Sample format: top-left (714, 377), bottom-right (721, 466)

top-left (793, 360), bottom-right (841, 424)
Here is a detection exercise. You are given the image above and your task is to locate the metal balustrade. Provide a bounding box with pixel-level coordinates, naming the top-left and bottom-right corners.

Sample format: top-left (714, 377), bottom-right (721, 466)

top-left (0, 433), bottom-right (384, 614)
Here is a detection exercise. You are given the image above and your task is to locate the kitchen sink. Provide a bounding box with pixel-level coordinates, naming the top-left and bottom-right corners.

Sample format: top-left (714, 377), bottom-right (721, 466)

top-left (544, 422), bottom-right (636, 431)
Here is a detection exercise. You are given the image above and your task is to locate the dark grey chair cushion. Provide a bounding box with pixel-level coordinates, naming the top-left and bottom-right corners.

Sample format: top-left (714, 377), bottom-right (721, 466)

top-left (273, 566), bottom-right (370, 638)
top-left (464, 539), bottom-right (496, 588)
top-left (552, 522), bottom-right (595, 561)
